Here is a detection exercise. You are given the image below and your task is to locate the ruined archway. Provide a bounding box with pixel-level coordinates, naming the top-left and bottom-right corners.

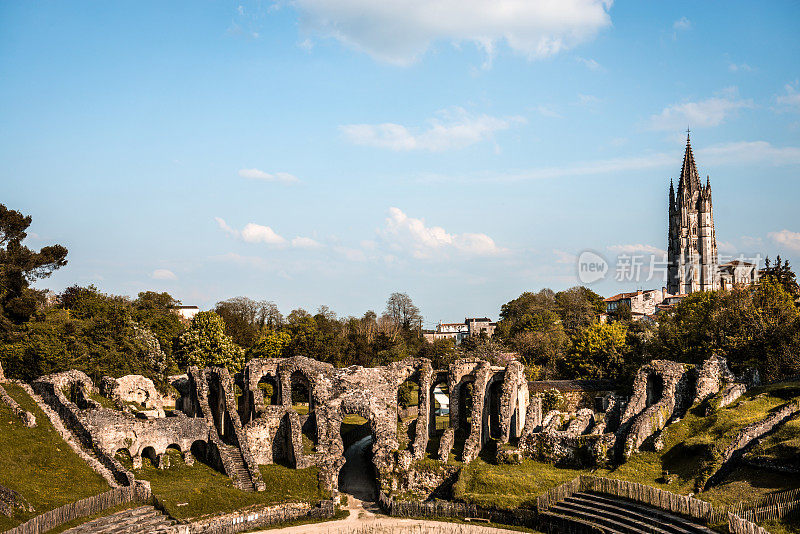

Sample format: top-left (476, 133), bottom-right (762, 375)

top-left (457, 379), bottom-right (475, 433)
top-left (487, 378), bottom-right (504, 440)
top-left (646, 374), bottom-right (664, 407)
top-left (258, 375), bottom-right (279, 406)
top-left (337, 407), bottom-right (377, 501)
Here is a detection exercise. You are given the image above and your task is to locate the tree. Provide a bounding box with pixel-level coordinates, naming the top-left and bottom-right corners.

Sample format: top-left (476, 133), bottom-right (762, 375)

top-left (248, 329), bottom-right (291, 360)
top-left (561, 322), bottom-right (630, 379)
top-left (214, 297), bottom-right (281, 349)
top-left (554, 286), bottom-right (605, 335)
top-left (176, 311), bottom-right (245, 371)
top-left (763, 256), bottom-right (800, 299)
top-left (385, 293), bottom-right (422, 331)
top-left (0, 204), bottom-right (68, 322)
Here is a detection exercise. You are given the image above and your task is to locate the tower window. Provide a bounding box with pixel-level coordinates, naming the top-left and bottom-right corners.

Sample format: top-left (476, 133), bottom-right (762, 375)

top-left (692, 226), bottom-right (697, 236)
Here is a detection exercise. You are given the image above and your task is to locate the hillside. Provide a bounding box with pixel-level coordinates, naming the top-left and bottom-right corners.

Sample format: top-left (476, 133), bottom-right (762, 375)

top-left (0, 383), bottom-right (110, 531)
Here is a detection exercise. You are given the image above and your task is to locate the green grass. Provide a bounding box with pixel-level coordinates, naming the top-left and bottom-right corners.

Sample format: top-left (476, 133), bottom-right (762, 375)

top-left (132, 449), bottom-right (328, 520)
top-left (0, 383), bottom-right (110, 531)
top-left (453, 381), bottom-right (800, 515)
top-left (89, 392), bottom-right (118, 409)
top-left (454, 458), bottom-right (588, 510)
top-left (746, 413), bottom-right (800, 464)
top-left (760, 515), bottom-right (800, 534)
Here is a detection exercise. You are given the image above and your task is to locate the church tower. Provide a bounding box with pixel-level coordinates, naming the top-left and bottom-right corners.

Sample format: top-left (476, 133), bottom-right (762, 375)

top-left (667, 133), bottom-right (719, 294)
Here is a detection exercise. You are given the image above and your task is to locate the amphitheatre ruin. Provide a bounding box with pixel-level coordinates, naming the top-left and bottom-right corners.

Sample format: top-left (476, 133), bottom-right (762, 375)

top-left (2, 351), bottom-right (797, 534)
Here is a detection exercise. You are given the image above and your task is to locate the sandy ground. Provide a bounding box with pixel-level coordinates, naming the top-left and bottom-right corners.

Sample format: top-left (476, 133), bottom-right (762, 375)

top-left (256, 437), bottom-right (522, 534)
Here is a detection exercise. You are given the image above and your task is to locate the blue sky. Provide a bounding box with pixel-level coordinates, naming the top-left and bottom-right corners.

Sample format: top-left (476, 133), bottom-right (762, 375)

top-left (2, 1), bottom-right (799, 326)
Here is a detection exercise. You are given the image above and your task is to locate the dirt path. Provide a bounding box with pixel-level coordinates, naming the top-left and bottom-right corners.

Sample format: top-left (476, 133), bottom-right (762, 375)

top-left (257, 437), bottom-right (523, 533)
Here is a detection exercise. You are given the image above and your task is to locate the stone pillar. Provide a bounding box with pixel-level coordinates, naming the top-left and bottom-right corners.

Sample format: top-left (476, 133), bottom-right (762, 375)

top-left (133, 454), bottom-right (143, 469)
top-left (184, 451), bottom-right (195, 466)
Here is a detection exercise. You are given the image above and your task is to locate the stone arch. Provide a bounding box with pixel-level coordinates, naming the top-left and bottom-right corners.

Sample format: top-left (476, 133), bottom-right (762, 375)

top-left (646, 374), bottom-right (664, 407)
top-left (288, 370), bottom-right (313, 414)
top-left (485, 377), bottom-right (504, 441)
top-left (258, 375), bottom-right (280, 407)
top-left (335, 402), bottom-right (378, 500)
top-left (429, 380), bottom-right (450, 439)
top-left (141, 446), bottom-right (157, 467)
top-left (114, 448), bottom-right (134, 469)
top-left (190, 439), bottom-right (208, 463)
top-left (455, 377), bottom-right (476, 433)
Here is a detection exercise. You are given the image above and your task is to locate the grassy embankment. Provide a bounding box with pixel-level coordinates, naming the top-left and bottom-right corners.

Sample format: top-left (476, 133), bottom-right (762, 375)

top-left (127, 449), bottom-right (328, 521)
top-left (0, 382), bottom-right (110, 531)
top-left (454, 381), bottom-right (800, 522)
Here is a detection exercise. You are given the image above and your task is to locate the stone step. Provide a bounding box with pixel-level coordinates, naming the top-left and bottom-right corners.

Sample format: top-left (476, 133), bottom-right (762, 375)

top-left (557, 500), bottom-right (681, 534)
top-left (579, 493), bottom-right (715, 534)
top-left (541, 510), bottom-right (626, 534)
top-left (63, 505), bottom-right (175, 534)
top-left (551, 503), bottom-right (654, 534)
top-left (564, 495), bottom-right (697, 534)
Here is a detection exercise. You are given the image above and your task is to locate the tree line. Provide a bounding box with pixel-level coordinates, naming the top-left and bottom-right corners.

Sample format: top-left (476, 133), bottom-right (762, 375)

top-left (1, 203), bottom-right (798, 391)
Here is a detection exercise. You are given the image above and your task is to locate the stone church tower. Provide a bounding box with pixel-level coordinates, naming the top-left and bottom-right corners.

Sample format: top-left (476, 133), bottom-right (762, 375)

top-left (667, 134), bottom-right (720, 294)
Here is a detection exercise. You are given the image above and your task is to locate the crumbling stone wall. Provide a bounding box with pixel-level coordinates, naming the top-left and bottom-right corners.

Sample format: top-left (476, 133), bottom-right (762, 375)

top-left (101, 375), bottom-right (166, 418)
top-left (619, 360), bottom-right (694, 458)
top-left (693, 355), bottom-right (736, 404)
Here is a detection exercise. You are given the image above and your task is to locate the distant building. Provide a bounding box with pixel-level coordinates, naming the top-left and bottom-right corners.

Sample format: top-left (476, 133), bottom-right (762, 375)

top-left (423, 317), bottom-right (497, 344)
top-left (603, 289), bottom-right (670, 319)
top-left (171, 305), bottom-right (199, 322)
top-left (719, 260), bottom-right (759, 290)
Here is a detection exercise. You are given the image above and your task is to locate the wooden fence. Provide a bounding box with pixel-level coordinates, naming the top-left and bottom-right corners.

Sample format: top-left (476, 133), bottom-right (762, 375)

top-left (728, 512), bottom-right (771, 534)
top-left (579, 476), bottom-right (714, 523)
top-left (536, 477), bottom-right (581, 512)
top-left (378, 491), bottom-right (537, 527)
top-left (3, 484), bottom-right (151, 534)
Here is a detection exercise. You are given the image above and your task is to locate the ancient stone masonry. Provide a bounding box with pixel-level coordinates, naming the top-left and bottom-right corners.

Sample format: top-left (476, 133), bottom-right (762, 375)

top-left (619, 360), bottom-right (695, 458)
top-left (0, 382), bottom-right (36, 427)
top-left (32, 371), bottom-right (209, 481)
top-left (186, 366), bottom-right (265, 492)
top-left (100, 374), bottom-right (166, 418)
top-left (21, 353), bottom-right (773, 503)
top-left (0, 483), bottom-right (33, 517)
top-left (705, 400), bottom-right (800, 489)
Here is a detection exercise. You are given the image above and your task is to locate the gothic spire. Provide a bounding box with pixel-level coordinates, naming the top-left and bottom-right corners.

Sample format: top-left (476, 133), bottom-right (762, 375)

top-left (669, 179), bottom-right (675, 210)
top-left (678, 131), bottom-right (702, 193)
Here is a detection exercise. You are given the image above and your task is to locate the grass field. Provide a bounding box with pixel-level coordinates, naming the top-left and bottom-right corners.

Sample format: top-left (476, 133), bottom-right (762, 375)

top-left (454, 381), bottom-right (800, 515)
top-left (132, 449), bottom-right (328, 520)
top-left (0, 383), bottom-right (110, 531)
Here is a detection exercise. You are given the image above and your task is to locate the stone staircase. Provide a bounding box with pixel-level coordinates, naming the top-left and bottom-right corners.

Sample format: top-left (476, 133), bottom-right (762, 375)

top-left (63, 505), bottom-right (182, 533)
top-left (541, 492), bottom-right (717, 534)
top-left (220, 444), bottom-right (255, 492)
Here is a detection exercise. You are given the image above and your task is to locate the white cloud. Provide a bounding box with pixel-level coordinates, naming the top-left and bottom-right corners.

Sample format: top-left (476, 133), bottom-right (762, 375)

top-left (607, 243), bottom-right (666, 256)
top-left (717, 241), bottom-right (737, 254)
top-left (553, 249), bottom-right (577, 264)
top-left (340, 107), bottom-right (524, 151)
top-left (241, 223), bottom-right (287, 244)
top-left (215, 216), bottom-right (238, 237)
top-left (728, 62), bottom-right (752, 73)
top-left (768, 229), bottom-right (800, 251)
top-left (576, 56), bottom-right (603, 71)
top-left (292, 236), bottom-right (323, 249)
top-left (417, 139), bottom-right (800, 184)
top-left (238, 168), bottom-right (300, 183)
top-left (151, 269), bottom-right (177, 280)
top-left (698, 141), bottom-right (800, 167)
top-left (291, 0), bottom-right (613, 65)
top-left (648, 89), bottom-right (752, 131)
top-left (776, 81), bottom-right (800, 112)
top-left (381, 207), bottom-right (505, 258)
top-left (533, 105), bottom-right (562, 118)
top-left (215, 217), bottom-right (287, 245)
top-left (673, 17), bottom-right (691, 31)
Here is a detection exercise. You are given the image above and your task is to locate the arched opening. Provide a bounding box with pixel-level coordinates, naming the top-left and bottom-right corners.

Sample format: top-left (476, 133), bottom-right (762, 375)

top-left (190, 440), bottom-right (208, 463)
top-left (646, 374), bottom-right (664, 407)
top-left (428, 381), bottom-right (450, 458)
top-left (397, 373), bottom-right (420, 451)
top-left (457, 380), bottom-right (475, 432)
top-left (337, 410), bottom-right (376, 501)
top-left (487, 379), bottom-right (504, 440)
top-left (165, 444), bottom-right (183, 466)
top-left (290, 371), bottom-right (312, 414)
top-left (207, 373), bottom-right (235, 445)
top-left (258, 375), bottom-right (279, 406)
top-left (141, 446), bottom-right (157, 467)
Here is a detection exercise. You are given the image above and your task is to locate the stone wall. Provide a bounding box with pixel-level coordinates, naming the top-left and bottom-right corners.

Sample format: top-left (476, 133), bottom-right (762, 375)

top-left (0, 382), bottom-right (36, 427)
